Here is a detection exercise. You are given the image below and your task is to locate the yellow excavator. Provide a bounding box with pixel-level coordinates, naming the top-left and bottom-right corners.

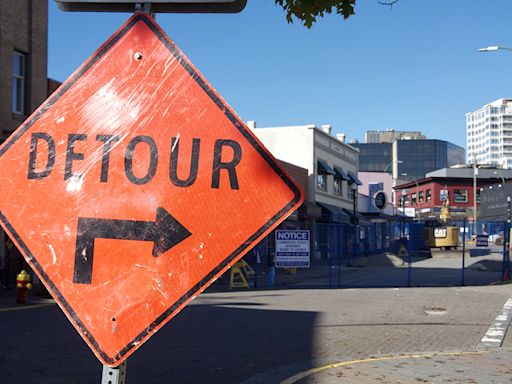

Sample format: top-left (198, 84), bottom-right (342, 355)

top-left (424, 196), bottom-right (459, 250)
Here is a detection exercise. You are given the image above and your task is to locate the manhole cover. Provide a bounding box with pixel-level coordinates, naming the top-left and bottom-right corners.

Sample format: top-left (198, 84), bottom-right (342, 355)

top-left (424, 306), bottom-right (447, 315)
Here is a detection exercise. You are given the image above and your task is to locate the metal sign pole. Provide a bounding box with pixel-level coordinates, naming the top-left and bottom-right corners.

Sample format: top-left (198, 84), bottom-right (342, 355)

top-left (461, 218), bottom-right (466, 286)
top-left (135, 2), bottom-right (155, 18)
top-left (102, 361), bottom-right (127, 384)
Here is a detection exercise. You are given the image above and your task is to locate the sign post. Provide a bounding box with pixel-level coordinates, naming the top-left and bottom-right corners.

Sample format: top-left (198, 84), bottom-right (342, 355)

top-left (101, 361), bottom-right (127, 384)
top-left (0, 6), bottom-right (302, 379)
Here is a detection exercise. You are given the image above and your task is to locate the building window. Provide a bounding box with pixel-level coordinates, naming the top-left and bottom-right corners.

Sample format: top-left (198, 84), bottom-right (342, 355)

top-left (453, 189), bottom-right (468, 203)
top-left (317, 160), bottom-right (335, 192)
top-left (418, 191), bottom-right (424, 204)
top-left (411, 193), bottom-right (417, 205)
top-left (426, 189), bottom-right (432, 202)
top-left (12, 51), bottom-right (25, 115)
top-left (317, 173), bottom-right (327, 191)
top-left (333, 176), bottom-right (343, 196)
top-left (348, 184), bottom-right (355, 199)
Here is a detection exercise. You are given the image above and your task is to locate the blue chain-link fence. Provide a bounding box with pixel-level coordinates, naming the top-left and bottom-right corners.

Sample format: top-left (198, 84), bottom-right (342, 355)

top-left (238, 217), bottom-right (511, 289)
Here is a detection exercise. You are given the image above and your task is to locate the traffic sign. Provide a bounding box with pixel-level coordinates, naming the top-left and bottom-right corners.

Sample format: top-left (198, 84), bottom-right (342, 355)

top-left (55, 0), bottom-right (247, 13)
top-left (0, 13), bottom-right (302, 366)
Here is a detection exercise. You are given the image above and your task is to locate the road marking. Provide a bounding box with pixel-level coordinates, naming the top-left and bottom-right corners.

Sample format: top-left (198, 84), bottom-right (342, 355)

top-left (0, 302), bottom-right (55, 313)
top-left (479, 297), bottom-right (512, 347)
top-left (280, 351), bottom-right (486, 384)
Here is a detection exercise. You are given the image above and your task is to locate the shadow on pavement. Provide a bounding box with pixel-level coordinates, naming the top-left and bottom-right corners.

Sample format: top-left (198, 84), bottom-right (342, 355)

top-left (0, 300), bottom-right (317, 384)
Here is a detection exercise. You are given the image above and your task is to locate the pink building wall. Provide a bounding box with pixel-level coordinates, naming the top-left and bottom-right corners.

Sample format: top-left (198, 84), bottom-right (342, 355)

top-left (358, 172), bottom-right (395, 202)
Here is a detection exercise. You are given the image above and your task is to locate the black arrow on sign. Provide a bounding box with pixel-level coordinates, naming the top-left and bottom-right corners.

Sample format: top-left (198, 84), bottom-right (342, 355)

top-left (73, 207), bottom-right (192, 284)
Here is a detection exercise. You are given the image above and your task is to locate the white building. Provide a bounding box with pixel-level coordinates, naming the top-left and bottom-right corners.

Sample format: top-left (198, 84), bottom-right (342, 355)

top-left (466, 98), bottom-right (512, 168)
top-left (249, 123), bottom-right (361, 221)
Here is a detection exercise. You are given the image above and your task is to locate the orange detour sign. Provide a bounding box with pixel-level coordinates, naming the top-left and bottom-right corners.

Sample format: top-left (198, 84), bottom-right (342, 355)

top-left (0, 13), bottom-right (302, 366)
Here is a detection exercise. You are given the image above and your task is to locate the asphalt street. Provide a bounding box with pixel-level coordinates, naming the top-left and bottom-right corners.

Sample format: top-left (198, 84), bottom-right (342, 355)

top-left (1, 280), bottom-right (512, 383)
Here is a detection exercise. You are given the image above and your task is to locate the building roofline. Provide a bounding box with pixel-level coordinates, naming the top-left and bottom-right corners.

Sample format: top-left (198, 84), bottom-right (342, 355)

top-left (255, 124), bottom-right (359, 152)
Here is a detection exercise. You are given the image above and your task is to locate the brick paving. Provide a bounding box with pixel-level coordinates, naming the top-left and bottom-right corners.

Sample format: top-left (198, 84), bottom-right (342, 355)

top-left (2, 258), bottom-right (512, 383)
top-left (293, 350), bottom-right (512, 384)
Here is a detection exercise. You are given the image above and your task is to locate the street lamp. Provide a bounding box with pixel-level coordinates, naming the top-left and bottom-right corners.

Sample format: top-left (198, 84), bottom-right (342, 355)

top-left (494, 170), bottom-right (506, 184)
top-left (383, 160), bottom-right (403, 173)
top-left (479, 46), bottom-right (512, 52)
top-left (351, 183), bottom-right (358, 218)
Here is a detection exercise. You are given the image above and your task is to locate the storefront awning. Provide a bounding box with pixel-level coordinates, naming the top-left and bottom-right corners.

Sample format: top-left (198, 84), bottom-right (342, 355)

top-left (298, 202), bottom-right (323, 219)
top-left (333, 166), bottom-right (350, 180)
top-left (317, 160), bottom-right (336, 175)
top-left (317, 202), bottom-right (351, 223)
top-left (347, 171), bottom-right (362, 185)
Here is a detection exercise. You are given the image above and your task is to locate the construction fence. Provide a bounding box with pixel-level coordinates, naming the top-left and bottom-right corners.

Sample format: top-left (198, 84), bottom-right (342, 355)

top-left (231, 218), bottom-right (511, 290)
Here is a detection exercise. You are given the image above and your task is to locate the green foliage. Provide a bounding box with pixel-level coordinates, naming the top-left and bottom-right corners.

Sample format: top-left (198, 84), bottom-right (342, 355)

top-left (274, 0), bottom-right (357, 28)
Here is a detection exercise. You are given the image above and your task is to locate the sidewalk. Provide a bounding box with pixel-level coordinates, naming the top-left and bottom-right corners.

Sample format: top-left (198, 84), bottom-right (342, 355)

top-left (288, 349), bottom-right (512, 384)
top-left (0, 282), bottom-right (54, 311)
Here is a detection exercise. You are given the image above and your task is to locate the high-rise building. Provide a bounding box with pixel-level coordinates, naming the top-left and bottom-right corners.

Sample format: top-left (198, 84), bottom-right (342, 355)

top-left (466, 98), bottom-right (512, 168)
top-left (353, 140), bottom-right (465, 182)
top-left (365, 129), bottom-right (426, 143)
top-left (0, 0), bottom-right (48, 142)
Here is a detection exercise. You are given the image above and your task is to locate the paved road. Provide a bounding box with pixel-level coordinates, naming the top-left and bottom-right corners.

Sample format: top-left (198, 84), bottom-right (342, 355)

top-left (1, 281), bottom-right (512, 383)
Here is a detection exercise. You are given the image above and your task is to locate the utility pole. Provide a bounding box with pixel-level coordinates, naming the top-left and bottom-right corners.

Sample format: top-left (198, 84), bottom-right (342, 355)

top-left (473, 154), bottom-right (478, 236)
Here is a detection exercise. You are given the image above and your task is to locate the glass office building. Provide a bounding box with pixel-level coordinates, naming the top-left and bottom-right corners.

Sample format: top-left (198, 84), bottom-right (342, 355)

top-left (394, 140), bottom-right (465, 181)
top-left (353, 140), bottom-right (465, 181)
top-left (352, 143), bottom-right (392, 172)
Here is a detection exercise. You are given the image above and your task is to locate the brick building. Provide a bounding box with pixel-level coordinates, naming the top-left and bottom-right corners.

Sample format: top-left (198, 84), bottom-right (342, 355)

top-left (0, 1), bottom-right (48, 285)
top-left (394, 167), bottom-right (512, 221)
top-left (0, 0), bottom-right (48, 141)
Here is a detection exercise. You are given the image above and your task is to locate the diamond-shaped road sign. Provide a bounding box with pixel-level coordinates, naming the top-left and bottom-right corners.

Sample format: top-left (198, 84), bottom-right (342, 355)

top-left (0, 13), bottom-right (302, 366)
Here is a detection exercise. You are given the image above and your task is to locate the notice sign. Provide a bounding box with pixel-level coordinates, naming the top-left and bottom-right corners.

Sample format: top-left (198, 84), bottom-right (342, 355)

top-left (476, 235), bottom-right (489, 247)
top-left (275, 230), bottom-right (310, 268)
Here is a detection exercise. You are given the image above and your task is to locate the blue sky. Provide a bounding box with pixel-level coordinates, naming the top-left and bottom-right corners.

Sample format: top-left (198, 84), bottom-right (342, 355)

top-left (48, 1), bottom-right (512, 150)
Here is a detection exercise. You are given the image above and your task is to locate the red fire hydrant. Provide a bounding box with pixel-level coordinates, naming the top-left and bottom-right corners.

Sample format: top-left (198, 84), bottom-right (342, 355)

top-left (16, 270), bottom-right (32, 304)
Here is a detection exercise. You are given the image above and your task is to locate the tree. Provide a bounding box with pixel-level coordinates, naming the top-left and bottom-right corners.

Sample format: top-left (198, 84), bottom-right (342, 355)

top-left (274, 0), bottom-right (399, 28)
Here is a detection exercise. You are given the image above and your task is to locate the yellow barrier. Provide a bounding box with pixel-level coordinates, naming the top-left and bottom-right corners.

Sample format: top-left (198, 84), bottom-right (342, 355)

top-left (229, 261), bottom-right (250, 289)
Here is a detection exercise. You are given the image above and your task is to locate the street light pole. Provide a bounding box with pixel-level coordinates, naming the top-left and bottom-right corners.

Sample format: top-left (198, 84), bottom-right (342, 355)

top-left (383, 160), bottom-right (403, 174)
top-left (473, 154), bottom-right (478, 235)
top-left (415, 179), bottom-right (420, 220)
top-left (494, 170), bottom-right (506, 184)
top-left (351, 183), bottom-right (358, 220)
top-left (508, 196), bottom-right (511, 224)
top-left (384, 160), bottom-right (403, 208)
top-left (399, 173), bottom-right (420, 219)
top-left (504, 196), bottom-right (511, 281)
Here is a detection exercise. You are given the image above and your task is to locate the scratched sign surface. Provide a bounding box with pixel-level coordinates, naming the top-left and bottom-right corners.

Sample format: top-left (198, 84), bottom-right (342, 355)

top-left (0, 13), bottom-right (302, 366)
